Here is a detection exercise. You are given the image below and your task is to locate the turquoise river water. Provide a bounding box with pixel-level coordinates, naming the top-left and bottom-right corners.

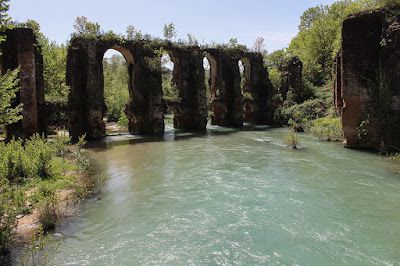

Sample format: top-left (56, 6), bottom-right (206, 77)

top-left (51, 125), bottom-right (400, 265)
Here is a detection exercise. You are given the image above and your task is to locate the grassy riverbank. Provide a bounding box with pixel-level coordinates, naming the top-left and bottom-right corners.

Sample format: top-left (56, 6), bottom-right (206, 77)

top-left (0, 133), bottom-right (94, 256)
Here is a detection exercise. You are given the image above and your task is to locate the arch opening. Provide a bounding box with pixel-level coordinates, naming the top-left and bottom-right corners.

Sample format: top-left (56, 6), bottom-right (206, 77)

top-left (203, 54), bottom-right (218, 123)
top-left (161, 51), bottom-right (177, 128)
top-left (239, 58), bottom-right (252, 101)
top-left (102, 48), bottom-right (132, 134)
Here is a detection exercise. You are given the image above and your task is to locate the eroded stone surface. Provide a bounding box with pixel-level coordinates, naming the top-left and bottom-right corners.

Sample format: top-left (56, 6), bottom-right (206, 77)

top-left (0, 28), bottom-right (44, 139)
top-left (334, 7), bottom-right (400, 152)
top-left (278, 56), bottom-right (303, 102)
top-left (67, 39), bottom-right (274, 139)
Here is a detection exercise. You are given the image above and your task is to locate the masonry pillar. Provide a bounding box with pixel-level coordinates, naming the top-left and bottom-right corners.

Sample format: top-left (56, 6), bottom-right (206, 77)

top-left (243, 53), bottom-right (273, 124)
top-left (168, 47), bottom-right (207, 130)
top-left (67, 38), bottom-right (105, 140)
top-left (207, 49), bottom-right (243, 127)
top-left (0, 28), bottom-right (42, 139)
top-left (126, 45), bottom-right (164, 134)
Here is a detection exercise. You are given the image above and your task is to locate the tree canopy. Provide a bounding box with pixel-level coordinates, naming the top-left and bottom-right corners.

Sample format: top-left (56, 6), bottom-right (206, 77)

top-left (73, 16), bottom-right (101, 37)
top-left (0, 0), bottom-right (22, 127)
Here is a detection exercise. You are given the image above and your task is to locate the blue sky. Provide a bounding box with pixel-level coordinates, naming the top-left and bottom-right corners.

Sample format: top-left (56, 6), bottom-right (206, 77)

top-left (8, 0), bottom-right (338, 53)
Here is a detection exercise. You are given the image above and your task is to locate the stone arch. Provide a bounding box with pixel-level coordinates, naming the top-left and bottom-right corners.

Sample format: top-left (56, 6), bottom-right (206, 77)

top-left (101, 47), bottom-right (133, 131)
top-left (239, 57), bottom-right (251, 96)
top-left (67, 38), bottom-right (164, 140)
top-left (205, 53), bottom-right (218, 102)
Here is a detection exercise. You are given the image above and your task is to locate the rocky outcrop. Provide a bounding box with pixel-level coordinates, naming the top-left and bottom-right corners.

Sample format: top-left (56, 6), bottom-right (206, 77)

top-left (0, 28), bottom-right (44, 139)
top-left (333, 7), bottom-right (400, 152)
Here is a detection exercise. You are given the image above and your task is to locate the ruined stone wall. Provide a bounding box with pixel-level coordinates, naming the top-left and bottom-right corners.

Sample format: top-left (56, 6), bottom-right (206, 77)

top-left (67, 37), bottom-right (274, 139)
top-left (0, 28), bottom-right (44, 139)
top-left (278, 56), bottom-right (303, 102)
top-left (67, 37), bottom-right (164, 139)
top-left (243, 53), bottom-right (274, 124)
top-left (334, 7), bottom-right (400, 152)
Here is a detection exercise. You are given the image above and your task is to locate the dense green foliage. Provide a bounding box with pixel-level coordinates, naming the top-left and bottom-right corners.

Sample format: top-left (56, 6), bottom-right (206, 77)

top-left (0, 68), bottom-right (22, 126)
top-left (287, 0), bottom-right (381, 85)
top-left (0, 133), bottom-right (92, 253)
top-left (267, 0), bottom-right (400, 138)
top-left (0, 0), bottom-right (22, 130)
top-left (103, 55), bottom-right (130, 124)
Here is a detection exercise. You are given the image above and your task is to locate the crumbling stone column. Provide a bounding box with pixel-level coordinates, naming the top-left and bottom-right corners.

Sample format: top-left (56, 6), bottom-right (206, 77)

top-left (242, 53), bottom-right (273, 124)
top-left (67, 38), bottom-right (105, 140)
top-left (206, 49), bottom-right (243, 127)
top-left (335, 7), bottom-right (400, 152)
top-left (125, 45), bottom-right (164, 134)
top-left (278, 56), bottom-right (303, 102)
top-left (0, 28), bottom-right (43, 139)
top-left (340, 11), bottom-right (382, 148)
top-left (167, 47), bottom-right (207, 130)
top-left (332, 51), bottom-right (343, 117)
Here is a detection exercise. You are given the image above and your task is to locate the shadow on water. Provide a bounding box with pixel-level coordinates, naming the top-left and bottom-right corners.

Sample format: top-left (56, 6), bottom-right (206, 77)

top-left (84, 123), bottom-right (274, 151)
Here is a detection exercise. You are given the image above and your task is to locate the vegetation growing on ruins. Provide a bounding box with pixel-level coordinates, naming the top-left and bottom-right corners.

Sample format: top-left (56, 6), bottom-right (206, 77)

top-left (268, 0), bottom-right (399, 140)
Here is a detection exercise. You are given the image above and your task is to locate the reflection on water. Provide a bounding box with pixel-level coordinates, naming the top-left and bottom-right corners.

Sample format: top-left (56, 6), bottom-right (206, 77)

top-left (52, 126), bottom-right (400, 265)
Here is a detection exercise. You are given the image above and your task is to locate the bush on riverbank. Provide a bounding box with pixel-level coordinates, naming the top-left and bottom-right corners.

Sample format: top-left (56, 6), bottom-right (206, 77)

top-left (0, 133), bottom-right (93, 254)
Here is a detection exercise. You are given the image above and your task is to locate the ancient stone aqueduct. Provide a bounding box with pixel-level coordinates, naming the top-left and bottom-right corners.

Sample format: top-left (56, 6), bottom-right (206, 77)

top-left (0, 29), bottom-right (273, 140)
top-left (1, 6), bottom-right (399, 151)
top-left (66, 38), bottom-right (273, 139)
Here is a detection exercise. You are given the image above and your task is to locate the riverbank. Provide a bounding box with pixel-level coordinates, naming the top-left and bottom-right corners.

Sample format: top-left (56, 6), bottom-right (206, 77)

top-left (0, 133), bottom-right (95, 262)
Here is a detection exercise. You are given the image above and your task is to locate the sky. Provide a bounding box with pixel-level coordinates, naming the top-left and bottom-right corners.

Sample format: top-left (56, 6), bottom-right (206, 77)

top-left (8, 0), bottom-right (338, 53)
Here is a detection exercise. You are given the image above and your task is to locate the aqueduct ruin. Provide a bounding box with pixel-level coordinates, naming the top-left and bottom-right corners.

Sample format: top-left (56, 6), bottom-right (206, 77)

top-left (66, 37), bottom-right (273, 139)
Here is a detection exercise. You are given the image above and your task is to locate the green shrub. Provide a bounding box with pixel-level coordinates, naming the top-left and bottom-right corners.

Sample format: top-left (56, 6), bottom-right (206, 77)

top-left (0, 179), bottom-right (16, 254)
top-left (31, 184), bottom-right (56, 204)
top-left (117, 110), bottom-right (129, 128)
top-left (310, 115), bottom-right (343, 141)
top-left (19, 225), bottom-right (61, 265)
top-left (283, 128), bottom-right (301, 149)
top-left (37, 198), bottom-right (59, 230)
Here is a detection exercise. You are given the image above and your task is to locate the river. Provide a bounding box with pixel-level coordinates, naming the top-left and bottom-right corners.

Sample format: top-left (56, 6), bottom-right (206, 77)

top-left (51, 125), bottom-right (400, 265)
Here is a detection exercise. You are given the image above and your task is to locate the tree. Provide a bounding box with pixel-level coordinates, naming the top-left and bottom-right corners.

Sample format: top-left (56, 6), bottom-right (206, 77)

top-left (266, 49), bottom-right (287, 69)
top-left (186, 33), bottom-right (199, 46)
top-left (73, 16), bottom-right (101, 37)
top-left (377, 0), bottom-right (400, 6)
top-left (253, 36), bottom-right (265, 53)
top-left (42, 41), bottom-right (68, 100)
top-left (163, 22), bottom-right (176, 40)
top-left (0, 0), bottom-right (10, 31)
top-left (0, 0), bottom-right (22, 127)
top-left (0, 68), bottom-right (22, 125)
top-left (126, 25), bottom-right (142, 40)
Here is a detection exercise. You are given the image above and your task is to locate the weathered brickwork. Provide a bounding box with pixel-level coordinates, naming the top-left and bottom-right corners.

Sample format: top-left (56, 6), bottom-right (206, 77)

top-left (66, 38), bottom-right (274, 139)
top-left (334, 7), bottom-right (400, 152)
top-left (0, 28), bottom-right (44, 139)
